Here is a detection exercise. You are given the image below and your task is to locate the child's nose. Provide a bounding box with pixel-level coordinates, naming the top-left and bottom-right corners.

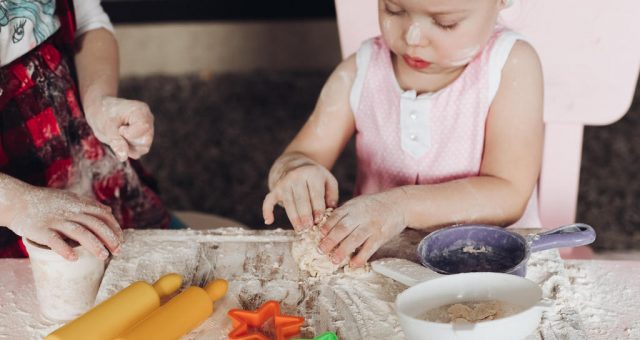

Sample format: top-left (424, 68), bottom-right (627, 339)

top-left (405, 22), bottom-right (427, 47)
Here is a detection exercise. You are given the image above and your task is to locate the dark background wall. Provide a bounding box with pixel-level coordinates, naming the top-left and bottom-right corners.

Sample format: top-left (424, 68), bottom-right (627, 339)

top-left (102, 0), bottom-right (336, 23)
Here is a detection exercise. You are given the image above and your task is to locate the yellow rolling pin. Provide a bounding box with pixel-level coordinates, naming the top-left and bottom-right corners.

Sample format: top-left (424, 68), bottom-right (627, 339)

top-left (116, 279), bottom-right (228, 340)
top-left (46, 273), bottom-right (183, 340)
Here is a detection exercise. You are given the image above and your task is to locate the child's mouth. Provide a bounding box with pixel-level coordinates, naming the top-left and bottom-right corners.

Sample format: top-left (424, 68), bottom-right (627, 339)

top-left (402, 55), bottom-right (431, 69)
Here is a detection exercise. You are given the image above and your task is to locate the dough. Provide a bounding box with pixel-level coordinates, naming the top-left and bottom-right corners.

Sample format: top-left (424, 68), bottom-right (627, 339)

top-left (421, 300), bottom-right (506, 323)
top-left (291, 209), bottom-right (350, 277)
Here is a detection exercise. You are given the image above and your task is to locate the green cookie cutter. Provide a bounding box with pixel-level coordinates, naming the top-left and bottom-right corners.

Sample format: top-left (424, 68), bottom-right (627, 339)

top-left (294, 331), bottom-right (338, 340)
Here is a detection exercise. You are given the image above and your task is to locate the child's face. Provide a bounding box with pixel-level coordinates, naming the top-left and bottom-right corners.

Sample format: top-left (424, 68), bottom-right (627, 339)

top-left (379, 0), bottom-right (505, 74)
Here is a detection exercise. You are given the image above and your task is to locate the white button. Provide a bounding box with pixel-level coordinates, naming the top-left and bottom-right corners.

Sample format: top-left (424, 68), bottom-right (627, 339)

top-left (409, 134), bottom-right (417, 141)
top-left (410, 111), bottom-right (418, 120)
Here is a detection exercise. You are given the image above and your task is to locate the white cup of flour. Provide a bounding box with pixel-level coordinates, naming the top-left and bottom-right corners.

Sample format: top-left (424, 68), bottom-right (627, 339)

top-left (23, 237), bottom-right (106, 322)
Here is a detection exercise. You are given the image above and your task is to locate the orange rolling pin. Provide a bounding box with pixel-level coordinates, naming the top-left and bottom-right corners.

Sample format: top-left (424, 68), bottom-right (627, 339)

top-left (116, 279), bottom-right (228, 340)
top-left (45, 273), bottom-right (183, 340)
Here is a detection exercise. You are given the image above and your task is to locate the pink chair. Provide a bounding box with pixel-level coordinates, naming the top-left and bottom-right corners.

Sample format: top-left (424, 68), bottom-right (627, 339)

top-left (334, 0), bottom-right (640, 257)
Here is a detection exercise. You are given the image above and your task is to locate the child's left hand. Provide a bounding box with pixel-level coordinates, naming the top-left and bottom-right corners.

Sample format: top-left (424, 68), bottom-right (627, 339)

top-left (317, 191), bottom-right (407, 268)
top-left (84, 96), bottom-right (154, 162)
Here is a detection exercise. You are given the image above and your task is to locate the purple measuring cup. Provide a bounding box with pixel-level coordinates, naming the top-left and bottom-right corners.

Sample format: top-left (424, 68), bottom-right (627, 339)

top-left (417, 223), bottom-right (596, 276)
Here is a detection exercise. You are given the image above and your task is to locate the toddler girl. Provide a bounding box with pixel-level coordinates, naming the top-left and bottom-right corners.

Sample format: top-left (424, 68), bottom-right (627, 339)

top-left (264, 0), bottom-right (543, 268)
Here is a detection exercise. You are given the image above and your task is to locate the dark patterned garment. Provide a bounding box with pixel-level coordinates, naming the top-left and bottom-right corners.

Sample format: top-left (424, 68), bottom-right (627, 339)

top-left (0, 1), bottom-right (170, 258)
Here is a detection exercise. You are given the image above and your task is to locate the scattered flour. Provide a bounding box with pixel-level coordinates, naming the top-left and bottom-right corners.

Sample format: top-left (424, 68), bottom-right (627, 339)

top-left (524, 249), bottom-right (587, 339)
top-left (561, 260), bottom-right (640, 339)
top-left (0, 261), bottom-right (65, 339)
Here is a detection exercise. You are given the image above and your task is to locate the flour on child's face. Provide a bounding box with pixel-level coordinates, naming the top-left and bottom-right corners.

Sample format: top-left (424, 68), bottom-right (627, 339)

top-left (405, 22), bottom-right (422, 45)
top-left (379, 0), bottom-right (504, 74)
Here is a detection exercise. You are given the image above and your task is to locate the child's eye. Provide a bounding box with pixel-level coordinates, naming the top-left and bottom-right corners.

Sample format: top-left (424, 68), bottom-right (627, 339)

top-left (384, 4), bottom-right (405, 16)
top-left (434, 21), bottom-right (458, 31)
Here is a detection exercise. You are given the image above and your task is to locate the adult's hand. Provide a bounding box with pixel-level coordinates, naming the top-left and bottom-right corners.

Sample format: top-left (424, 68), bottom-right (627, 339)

top-left (84, 96), bottom-right (154, 162)
top-left (8, 185), bottom-right (123, 261)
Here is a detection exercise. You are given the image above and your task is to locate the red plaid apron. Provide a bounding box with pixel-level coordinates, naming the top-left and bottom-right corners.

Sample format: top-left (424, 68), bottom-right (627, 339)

top-left (0, 0), bottom-right (170, 258)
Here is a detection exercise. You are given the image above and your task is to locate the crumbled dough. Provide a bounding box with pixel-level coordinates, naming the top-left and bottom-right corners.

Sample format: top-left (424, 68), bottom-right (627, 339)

top-left (291, 209), bottom-right (350, 276)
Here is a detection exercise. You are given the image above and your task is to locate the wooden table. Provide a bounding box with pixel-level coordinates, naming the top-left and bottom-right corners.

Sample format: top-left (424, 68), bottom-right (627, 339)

top-left (1, 228), bottom-right (638, 339)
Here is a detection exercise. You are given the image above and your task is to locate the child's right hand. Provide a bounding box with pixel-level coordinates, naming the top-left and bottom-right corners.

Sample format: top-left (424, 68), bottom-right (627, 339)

top-left (8, 185), bottom-right (123, 261)
top-left (262, 155), bottom-right (339, 231)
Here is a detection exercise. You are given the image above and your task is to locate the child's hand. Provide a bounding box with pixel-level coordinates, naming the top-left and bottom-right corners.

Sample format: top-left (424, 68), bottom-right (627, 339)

top-left (8, 185), bottom-right (123, 261)
top-left (84, 96), bottom-right (154, 162)
top-left (317, 191), bottom-right (407, 268)
top-left (262, 157), bottom-right (339, 231)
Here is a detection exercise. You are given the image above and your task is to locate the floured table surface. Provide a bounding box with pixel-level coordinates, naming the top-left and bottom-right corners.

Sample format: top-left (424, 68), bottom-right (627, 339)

top-left (5, 227), bottom-right (632, 339)
top-left (97, 228), bottom-right (588, 339)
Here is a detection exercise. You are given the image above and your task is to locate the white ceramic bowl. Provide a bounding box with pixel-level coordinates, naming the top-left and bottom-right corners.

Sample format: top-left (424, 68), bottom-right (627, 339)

top-left (396, 272), bottom-right (546, 340)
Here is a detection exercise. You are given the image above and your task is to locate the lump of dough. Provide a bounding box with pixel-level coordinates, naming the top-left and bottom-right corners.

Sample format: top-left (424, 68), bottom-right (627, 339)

top-left (291, 209), bottom-right (350, 277)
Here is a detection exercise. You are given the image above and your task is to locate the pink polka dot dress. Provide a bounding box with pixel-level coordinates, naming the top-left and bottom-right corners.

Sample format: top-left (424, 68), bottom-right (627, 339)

top-left (349, 27), bottom-right (541, 228)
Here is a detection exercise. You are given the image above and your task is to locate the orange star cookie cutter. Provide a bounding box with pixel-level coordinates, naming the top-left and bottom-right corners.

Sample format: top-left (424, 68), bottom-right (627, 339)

top-left (228, 300), bottom-right (305, 340)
